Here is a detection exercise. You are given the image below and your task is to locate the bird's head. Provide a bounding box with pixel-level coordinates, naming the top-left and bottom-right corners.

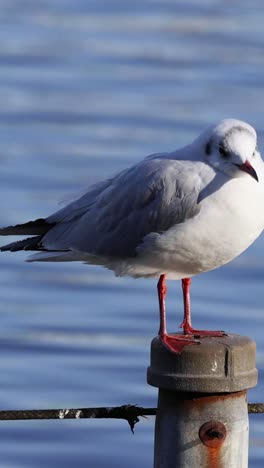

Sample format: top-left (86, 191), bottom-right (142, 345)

top-left (202, 119), bottom-right (259, 182)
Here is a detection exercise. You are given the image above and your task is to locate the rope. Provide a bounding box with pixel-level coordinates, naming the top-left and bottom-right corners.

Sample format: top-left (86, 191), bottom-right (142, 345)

top-left (248, 403), bottom-right (264, 414)
top-left (0, 405), bottom-right (156, 432)
top-left (0, 404), bottom-right (261, 432)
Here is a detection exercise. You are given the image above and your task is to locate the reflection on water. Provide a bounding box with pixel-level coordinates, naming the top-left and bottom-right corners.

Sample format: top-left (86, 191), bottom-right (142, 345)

top-left (0, 1), bottom-right (264, 466)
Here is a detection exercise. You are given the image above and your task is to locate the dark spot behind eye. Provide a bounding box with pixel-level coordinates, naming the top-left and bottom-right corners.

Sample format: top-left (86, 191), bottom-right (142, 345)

top-left (205, 141), bottom-right (211, 155)
top-left (219, 145), bottom-right (229, 158)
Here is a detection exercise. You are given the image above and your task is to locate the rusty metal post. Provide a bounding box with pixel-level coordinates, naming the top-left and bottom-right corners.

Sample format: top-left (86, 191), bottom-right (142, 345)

top-left (147, 334), bottom-right (257, 468)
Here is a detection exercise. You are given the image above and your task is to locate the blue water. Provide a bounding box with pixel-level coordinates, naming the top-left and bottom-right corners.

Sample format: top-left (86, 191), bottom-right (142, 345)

top-left (0, 0), bottom-right (264, 466)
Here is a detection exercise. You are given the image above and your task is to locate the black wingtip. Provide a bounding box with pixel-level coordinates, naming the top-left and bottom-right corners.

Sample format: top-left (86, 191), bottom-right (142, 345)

top-left (0, 218), bottom-right (53, 236)
top-left (0, 236), bottom-right (42, 252)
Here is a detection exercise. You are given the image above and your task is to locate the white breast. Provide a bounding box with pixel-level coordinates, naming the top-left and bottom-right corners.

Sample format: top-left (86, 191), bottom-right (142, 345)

top-left (126, 166), bottom-right (264, 279)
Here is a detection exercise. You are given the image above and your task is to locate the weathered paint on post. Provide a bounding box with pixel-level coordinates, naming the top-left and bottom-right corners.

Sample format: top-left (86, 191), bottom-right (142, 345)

top-left (154, 390), bottom-right (248, 467)
top-left (148, 334), bottom-right (257, 468)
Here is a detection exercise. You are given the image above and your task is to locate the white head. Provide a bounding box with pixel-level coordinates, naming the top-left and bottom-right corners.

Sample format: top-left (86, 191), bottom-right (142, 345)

top-left (198, 119), bottom-right (259, 182)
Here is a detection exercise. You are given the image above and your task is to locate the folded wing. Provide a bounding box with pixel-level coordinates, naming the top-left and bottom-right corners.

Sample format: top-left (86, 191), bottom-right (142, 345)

top-left (0, 158), bottom-right (202, 259)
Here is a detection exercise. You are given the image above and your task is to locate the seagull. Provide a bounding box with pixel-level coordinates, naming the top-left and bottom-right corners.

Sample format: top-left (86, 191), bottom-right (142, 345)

top-left (1, 118), bottom-right (263, 352)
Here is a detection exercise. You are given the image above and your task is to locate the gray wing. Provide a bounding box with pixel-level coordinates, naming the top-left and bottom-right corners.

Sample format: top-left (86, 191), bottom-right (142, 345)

top-left (41, 158), bottom-right (202, 257)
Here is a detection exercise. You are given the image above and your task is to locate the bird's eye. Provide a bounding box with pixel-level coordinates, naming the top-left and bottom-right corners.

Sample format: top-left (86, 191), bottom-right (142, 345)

top-left (219, 146), bottom-right (229, 158)
top-left (253, 145), bottom-right (258, 156)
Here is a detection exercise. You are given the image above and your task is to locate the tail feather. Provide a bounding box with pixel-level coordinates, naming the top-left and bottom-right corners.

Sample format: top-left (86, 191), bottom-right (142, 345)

top-left (0, 218), bottom-right (54, 236)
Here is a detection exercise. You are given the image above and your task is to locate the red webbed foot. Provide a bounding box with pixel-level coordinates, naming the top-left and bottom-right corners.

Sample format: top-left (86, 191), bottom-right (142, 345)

top-left (179, 321), bottom-right (226, 338)
top-left (180, 278), bottom-right (227, 339)
top-left (160, 332), bottom-right (200, 353)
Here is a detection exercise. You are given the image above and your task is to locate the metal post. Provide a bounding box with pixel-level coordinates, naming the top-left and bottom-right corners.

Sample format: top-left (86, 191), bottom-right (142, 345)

top-left (147, 334), bottom-right (257, 468)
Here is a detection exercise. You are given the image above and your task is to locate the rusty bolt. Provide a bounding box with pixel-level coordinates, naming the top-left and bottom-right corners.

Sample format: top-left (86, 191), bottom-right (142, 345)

top-left (199, 420), bottom-right (227, 448)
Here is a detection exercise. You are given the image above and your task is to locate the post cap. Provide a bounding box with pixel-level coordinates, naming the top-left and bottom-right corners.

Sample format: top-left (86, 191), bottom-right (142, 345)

top-left (147, 334), bottom-right (257, 393)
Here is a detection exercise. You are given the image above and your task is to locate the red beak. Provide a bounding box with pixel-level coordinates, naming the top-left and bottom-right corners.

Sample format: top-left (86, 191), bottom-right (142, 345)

top-left (237, 160), bottom-right (258, 182)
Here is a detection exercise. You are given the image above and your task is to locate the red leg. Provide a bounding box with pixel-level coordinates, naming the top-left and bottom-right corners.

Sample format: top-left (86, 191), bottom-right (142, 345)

top-left (180, 278), bottom-right (192, 332)
top-left (157, 275), bottom-right (198, 353)
top-left (180, 278), bottom-right (226, 337)
top-left (157, 274), bottom-right (168, 336)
